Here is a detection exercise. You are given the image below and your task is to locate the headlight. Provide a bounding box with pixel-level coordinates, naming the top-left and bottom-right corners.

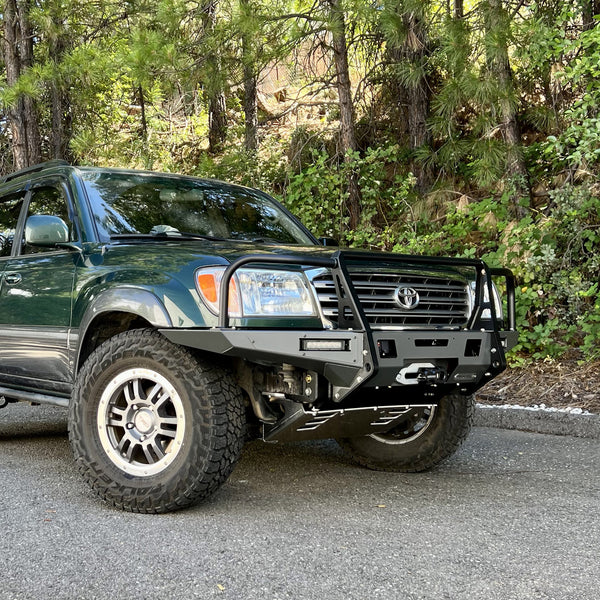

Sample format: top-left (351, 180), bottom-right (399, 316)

top-left (469, 280), bottom-right (503, 321)
top-left (195, 266), bottom-right (316, 317)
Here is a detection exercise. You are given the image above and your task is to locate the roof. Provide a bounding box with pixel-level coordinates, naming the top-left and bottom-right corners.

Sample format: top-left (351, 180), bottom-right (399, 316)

top-left (0, 160), bottom-right (71, 185)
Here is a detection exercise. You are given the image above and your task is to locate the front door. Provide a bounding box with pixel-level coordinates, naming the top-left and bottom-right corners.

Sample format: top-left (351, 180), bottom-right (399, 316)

top-left (0, 181), bottom-right (78, 395)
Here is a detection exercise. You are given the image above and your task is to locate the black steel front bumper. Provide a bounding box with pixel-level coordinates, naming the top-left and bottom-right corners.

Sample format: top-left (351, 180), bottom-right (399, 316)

top-left (160, 250), bottom-right (518, 403)
top-left (161, 326), bottom-right (517, 403)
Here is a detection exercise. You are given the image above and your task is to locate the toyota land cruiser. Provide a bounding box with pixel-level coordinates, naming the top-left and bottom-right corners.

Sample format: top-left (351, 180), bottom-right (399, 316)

top-left (0, 160), bottom-right (517, 512)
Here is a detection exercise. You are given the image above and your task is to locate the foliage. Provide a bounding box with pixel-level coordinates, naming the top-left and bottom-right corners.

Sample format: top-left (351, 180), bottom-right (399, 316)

top-left (283, 144), bottom-right (416, 248)
top-left (388, 186), bottom-right (600, 361)
top-left (538, 22), bottom-right (600, 174)
top-left (1, 0), bottom-right (600, 362)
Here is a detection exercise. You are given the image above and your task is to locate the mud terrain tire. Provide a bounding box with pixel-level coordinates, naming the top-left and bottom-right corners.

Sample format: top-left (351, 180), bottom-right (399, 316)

top-left (69, 329), bottom-right (245, 513)
top-left (338, 393), bottom-right (474, 472)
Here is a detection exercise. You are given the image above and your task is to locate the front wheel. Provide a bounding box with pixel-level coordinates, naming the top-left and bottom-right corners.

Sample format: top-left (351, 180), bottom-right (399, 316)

top-left (337, 393), bottom-right (474, 472)
top-left (69, 329), bottom-right (245, 513)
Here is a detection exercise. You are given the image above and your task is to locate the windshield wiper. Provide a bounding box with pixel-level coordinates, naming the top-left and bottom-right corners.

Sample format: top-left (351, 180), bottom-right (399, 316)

top-left (110, 232), bottom-right (228, 242)
top-left (227, 236), bottom-right (286, 245)
top-left (177, 231), bottom-right (229, 242)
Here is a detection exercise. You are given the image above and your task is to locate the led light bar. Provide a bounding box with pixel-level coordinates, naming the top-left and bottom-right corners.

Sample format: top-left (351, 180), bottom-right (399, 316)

top-left (300, 339), bottom-right (350, 351)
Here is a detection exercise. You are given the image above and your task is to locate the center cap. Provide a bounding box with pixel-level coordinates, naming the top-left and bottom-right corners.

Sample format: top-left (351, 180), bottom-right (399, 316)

top-left (134, 409), bottom-right (155, 434)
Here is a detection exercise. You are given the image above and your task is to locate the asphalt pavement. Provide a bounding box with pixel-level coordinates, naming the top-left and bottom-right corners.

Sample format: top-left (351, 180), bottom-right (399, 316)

top-left (1, 403), bottom-right (599, 600)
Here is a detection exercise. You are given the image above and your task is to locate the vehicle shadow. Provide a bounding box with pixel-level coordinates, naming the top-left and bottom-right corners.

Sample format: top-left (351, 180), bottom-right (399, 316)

top-left (0, 403), bottom-right (68, 440)
top-left (0, 402), bottom-right (494, 515)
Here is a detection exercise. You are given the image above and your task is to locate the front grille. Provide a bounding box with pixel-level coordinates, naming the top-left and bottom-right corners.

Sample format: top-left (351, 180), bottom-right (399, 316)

top-left (311, 270), bottom-right (471, 328)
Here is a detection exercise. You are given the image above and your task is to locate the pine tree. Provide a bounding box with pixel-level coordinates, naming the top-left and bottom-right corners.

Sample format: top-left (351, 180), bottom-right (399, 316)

top-left (381, 0), bottom-right (433, 190)
top-left (326, 0), bottom-right (361, 229)
top-left (2, 0), bottom-right (42, 169)
top-left (482, 0), bottom-right (531, 216)
top-left (200, 0), bottom-right (229, 154)
top-left (239, 0), bottom-right (259, 152)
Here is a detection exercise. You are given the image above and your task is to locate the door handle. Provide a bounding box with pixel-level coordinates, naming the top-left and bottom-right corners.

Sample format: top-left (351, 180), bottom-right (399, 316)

top-left (4, 272), bottom-right (22, 285)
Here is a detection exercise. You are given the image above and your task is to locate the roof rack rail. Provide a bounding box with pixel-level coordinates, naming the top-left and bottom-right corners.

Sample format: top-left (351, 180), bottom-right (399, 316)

top-left (0, 159), bottom-right (71, 185)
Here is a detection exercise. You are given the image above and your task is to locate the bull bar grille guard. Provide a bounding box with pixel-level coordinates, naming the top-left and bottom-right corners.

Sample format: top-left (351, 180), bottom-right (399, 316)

top-left (217, 250), bottom-right (516, 335)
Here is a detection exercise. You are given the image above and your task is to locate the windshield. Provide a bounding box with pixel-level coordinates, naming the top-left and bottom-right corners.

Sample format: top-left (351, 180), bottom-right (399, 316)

top-left (80, 170), bottom-right (314, 245)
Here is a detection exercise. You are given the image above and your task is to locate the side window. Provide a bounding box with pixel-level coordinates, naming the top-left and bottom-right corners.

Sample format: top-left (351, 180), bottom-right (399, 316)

top-left (23, 185), bottom-right (74, 255)
top-left (0, 192), bottom-right (25, 258)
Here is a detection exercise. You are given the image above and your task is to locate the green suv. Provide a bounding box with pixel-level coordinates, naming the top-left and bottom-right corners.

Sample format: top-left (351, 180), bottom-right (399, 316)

top-left (0, 160), bottom-right (517, 513)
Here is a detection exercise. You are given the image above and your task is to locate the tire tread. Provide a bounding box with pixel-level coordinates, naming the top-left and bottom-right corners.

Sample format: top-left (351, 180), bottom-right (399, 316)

top-left (338, 393), bottom-right (474, 473)
top-left (69, 329), bottom-right (245, 513)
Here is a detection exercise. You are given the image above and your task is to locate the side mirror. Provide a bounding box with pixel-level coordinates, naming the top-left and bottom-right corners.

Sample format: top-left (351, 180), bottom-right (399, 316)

top-left (25, 215), bottom-right (69, 246)
top-left (318, 236), bottom-right (339, 247)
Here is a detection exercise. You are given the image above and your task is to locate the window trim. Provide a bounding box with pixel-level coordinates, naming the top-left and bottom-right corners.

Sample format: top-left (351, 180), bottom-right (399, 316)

top-left (15, 177), bottom-right (81, 257)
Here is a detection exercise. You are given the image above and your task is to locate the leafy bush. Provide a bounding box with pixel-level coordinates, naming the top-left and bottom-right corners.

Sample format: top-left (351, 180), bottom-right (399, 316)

top-left (391, 186), bottom-right (600, 362)
top-left (279, 138), bottom-right (599, 362)
top-left (283, 145), bottom-right (416, 247)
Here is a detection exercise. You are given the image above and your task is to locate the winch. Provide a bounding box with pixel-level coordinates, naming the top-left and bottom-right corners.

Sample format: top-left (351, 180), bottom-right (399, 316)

top-left (395, 363), bottom-right (447, 386)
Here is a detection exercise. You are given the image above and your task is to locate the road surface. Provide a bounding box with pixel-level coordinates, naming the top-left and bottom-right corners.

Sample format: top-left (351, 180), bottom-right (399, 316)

top-left (1, 404), bottom-right (598, 600)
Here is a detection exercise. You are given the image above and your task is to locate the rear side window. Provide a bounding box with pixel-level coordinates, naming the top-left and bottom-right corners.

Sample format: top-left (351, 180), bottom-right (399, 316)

top-left (0, 191), bottom-right (25, 258)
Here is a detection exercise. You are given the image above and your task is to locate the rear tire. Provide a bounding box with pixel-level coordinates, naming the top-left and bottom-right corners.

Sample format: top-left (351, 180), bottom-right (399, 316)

top-left (337, 393), bottom-right (474, 472)
top-left (69, 329), bottom-right (245, 513)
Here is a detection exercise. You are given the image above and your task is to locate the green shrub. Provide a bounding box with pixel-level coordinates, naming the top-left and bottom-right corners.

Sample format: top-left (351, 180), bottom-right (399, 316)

top-left (283, 145), bottom-right (416, 247)
top-left (391, 186), bottom-right (600, 361)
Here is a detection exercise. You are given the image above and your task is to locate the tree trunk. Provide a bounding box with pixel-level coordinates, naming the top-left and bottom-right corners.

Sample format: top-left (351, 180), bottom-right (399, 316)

top-left (138, 85), bottom-right (148, 143)
top-left (49, 17), bottom-right (72, 161)
top-left (208, 93), bottom-right (228, 154)
top-left (243, 70), bottom-right (258, 152)
top-left (3, 0), bottom-right (42, 170)
top-left (453, 0), bottom-right (464, 20)
top-left (484, 0), bottom-right (531, 217)
top-left (582, 0), bottom-right (600, 31)
top-left (202, 0), bottom-right (228, 154)
top-left (328, 0), bottom-right (361, 231)
top-left (240, 0), bottom-right (258, 152)
top-left (51, 83), bottom-right (66, 159)
top-left (405, 22), bottom-right (430, 149)
top-left (386, 2), bottom-right (432, 191)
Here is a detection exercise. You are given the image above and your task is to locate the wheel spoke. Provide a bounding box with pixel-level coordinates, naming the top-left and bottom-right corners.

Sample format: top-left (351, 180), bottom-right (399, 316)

top-left (142, 444), bottom-right (155, 464)
top-left (123, 381), bottom-right (135, 404)
top-left (124, 378), bottom-right (144, 404)
top-left (149, 439), bottom-right (166, 460)
top-left (156, 425), bottom-right (177, 439)
top-left (117, 436), bottom-right (128, 452)
top-left (145, 383), bottom-right (163, 404)
top-left (117, 437), bottom-right (135, 462)
top-left (152, 391), bottom-right (171, 410)
top-left (124, 443), bottom-right (136, 462)
top-left (108, 406), bottom-right (126, 425)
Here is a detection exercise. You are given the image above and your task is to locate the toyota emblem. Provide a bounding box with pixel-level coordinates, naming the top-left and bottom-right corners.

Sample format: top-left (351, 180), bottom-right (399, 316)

top-left (395, 286), bottom-right (420, 310)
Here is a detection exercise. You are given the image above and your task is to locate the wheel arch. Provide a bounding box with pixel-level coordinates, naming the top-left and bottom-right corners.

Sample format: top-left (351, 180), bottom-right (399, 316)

top-left (76, 287), bottom-right (172, 372)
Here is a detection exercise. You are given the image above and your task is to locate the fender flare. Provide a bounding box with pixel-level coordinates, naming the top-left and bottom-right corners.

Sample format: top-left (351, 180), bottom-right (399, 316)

top-left (75, 286), bottom-right (173, 368)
